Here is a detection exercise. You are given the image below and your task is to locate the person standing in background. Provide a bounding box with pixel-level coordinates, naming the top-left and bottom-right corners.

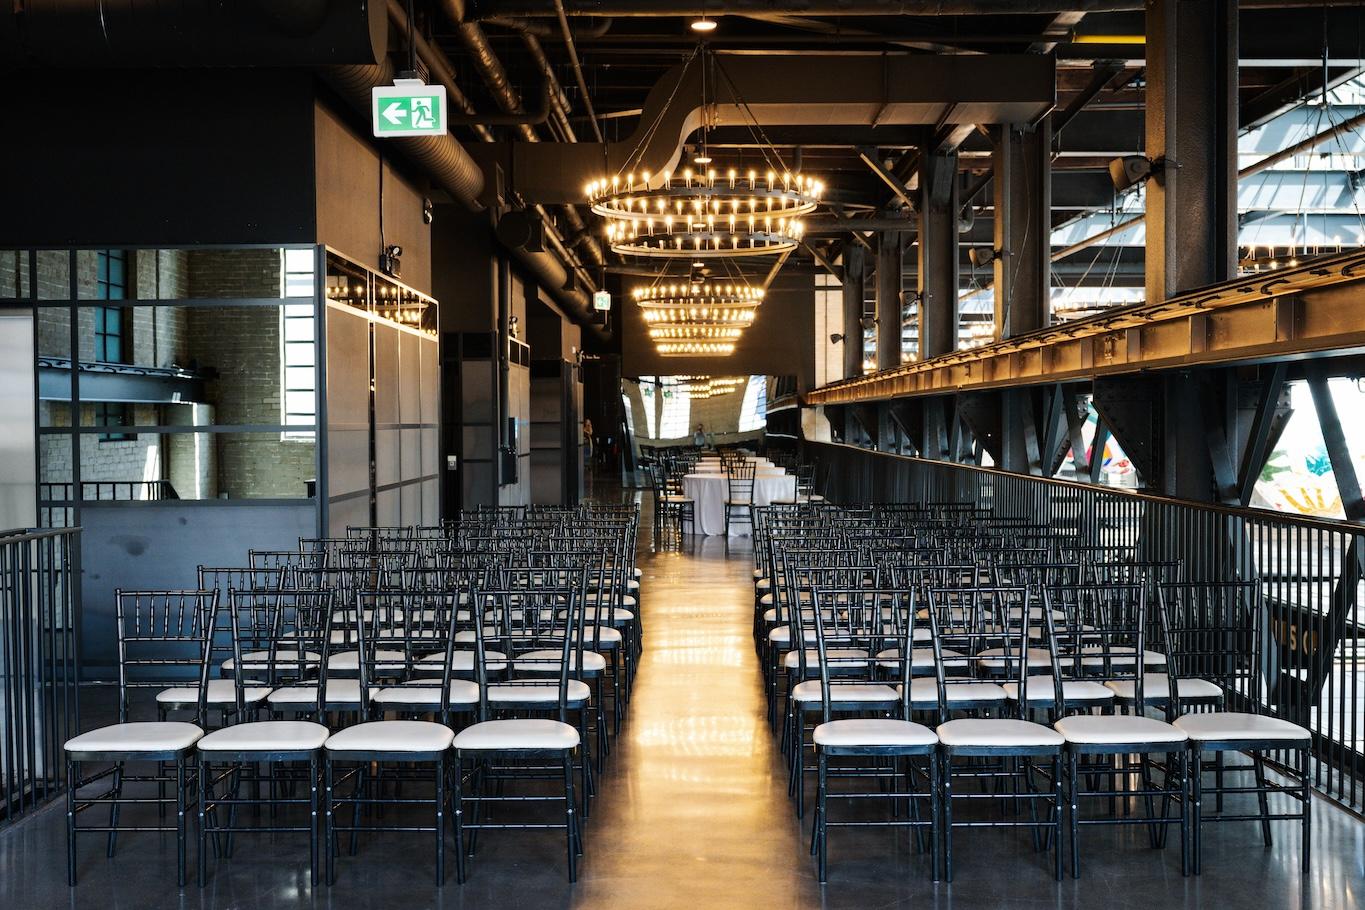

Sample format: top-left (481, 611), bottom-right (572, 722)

top-left (583, 417), bottom-right (594, 467)
top-left (693, 423), bottom-right (706, 448)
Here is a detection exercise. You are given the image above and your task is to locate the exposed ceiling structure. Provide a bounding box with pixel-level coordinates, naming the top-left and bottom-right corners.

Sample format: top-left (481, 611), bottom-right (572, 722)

top-left (415, 1), bottom-right (1365, 348)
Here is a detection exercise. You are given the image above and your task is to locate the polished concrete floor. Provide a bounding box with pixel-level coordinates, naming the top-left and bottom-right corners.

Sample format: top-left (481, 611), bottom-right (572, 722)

top-left (2, 490), bottom-right (1362, 908)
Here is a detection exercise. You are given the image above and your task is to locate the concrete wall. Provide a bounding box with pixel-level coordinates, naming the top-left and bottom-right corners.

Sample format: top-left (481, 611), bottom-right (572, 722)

top-left (315, 104), bottom-right (433, 295)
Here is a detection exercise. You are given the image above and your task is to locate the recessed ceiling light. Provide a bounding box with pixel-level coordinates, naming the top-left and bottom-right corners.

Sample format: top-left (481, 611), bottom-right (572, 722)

top-left (691, 17), bottom-right (717, 33)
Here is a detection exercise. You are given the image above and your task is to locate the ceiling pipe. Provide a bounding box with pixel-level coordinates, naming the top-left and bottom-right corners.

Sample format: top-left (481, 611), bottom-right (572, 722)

top-left (484, 15), bottom-right (613, 39)
top-left (551, 0), bottom-right (606, 144)
top-left (473, 1), bottom-right (1145, 16)
top-left (473, 0), bottom-right (1359, 14)
top-left (386, 2), bottom-right (605, 334)
top-left (437, 0), bottom-right (605, 272)
top-left (323, 57), bottom-right (487, 212)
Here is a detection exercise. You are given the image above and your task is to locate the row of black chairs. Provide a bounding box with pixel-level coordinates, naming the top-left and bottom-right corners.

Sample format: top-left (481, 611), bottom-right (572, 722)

top-left (64, 507), bottom-right (641, 888)
top-left (750, 502), bottom-right (1313, 883)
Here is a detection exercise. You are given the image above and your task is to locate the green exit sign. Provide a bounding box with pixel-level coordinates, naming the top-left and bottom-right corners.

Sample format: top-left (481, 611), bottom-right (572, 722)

top-left (372, 80), bottom-right (448, 138)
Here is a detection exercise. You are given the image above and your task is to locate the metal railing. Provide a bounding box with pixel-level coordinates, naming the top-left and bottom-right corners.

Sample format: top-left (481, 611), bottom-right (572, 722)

top-left (39, 480), bottom-right (178, 502)
top-left (0, 527), bottom-right (80, 825)
top-left (811, 441), bottom-right (1365, 812)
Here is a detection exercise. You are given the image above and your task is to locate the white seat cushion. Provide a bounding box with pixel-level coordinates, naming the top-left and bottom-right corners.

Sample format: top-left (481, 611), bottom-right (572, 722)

top-left (488, 680), bottom-right (592, 704)
top-left (975, 647), bottom-right (1053, 670)
top-left (790, 680), bottom-right (898, 703)
top-left (221, 649), bottom-right (321, 672)
top-left (876, 647), bottom-right (967, 669)
top-left (327, 649), bottom-right (407, 671)
top-left (783, 648), bottom-right (868, 669)
top-left (66, 722), bottom-right (203, 754)
top-left (1079, 646), bottom-right (1167, 668)
top-left (814, 718), bottom-right (937, 748)
top-left (1002, 677), bottom-right (1116, 703)
top-left (157, 679), bottom-right (272, 706)
top-left (576, 627), bottom-right (622, 645)
top-left (197, 721), bottom-right (329, 753)
top-left (517, 649), bottom-right (608, 672)
top-left (756, 578), bottom-right (771, 591)
top-left (1053, 714), bottom-right (1187, 745)
top-left (760, 594), bottom-right (774, 609)
top-left (417, 649), bottom-right (508, 672)
top-left (899, 678), bottom-right (1007, 704)
top-left (268, 679), bottom-right (362, 706)
top-left (936, 718), bottom-right (1065, 748)
top-left (325, 720), bottom-right (454, 753)
top-left (768, 626), bottom-right (817, 644)
top-left (372, 680), bottom-right (479, 706)
top-left (454, 718), bottom-right (579, 751)
top-left (1105, 674), bottom-right (1222, 702)
top-left (752, 567), bottom-right (764, 579)
top-left (633, 567), bottom-right (643, 580)
top-left (1173, 711), bottom-right (1310, 742)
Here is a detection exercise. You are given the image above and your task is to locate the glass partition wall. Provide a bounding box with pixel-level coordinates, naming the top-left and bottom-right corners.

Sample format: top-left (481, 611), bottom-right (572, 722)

top-left (0, 246), bottom-right (440, 535)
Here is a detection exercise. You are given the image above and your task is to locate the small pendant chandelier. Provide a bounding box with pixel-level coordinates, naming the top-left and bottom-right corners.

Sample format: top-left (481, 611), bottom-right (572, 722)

top-left (634, 279), bottom-right (765, 357)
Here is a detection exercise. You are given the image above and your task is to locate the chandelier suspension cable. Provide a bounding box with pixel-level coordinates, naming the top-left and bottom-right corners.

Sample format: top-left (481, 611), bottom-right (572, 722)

top-left (709, 51), bottom-right (790, 176)
top-left (615, 46), bottom-right (703, 183)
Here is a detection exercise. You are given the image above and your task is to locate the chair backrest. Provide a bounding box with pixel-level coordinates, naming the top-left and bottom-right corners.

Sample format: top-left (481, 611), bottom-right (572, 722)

top-left (1041, 582), bottom-right (1148, 710)
top-left (198, 565), bottom-right (291, 604)
top-left (726, 461), bottom-right (757, 502)
top-left (224, 588), bottom-right (334, 718)
top-left (925, 585), bottom-right (1039, 722)
top-left (808, 586), bottom-right (913, 723)
top-left (248, 549), bottom-right (326, 571)
top-left (355, 589), bottom-right (463, 721)
top-left (115, 589), bottom-right (219, 725)
top-left (1157, 581), bottom-right (1260, 718)
top-left (471, 577), bottom-right (584, 724)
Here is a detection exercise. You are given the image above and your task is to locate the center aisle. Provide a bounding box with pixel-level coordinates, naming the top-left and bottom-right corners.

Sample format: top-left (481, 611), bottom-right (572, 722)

top-left (572, 490), bottom-right (821, 906)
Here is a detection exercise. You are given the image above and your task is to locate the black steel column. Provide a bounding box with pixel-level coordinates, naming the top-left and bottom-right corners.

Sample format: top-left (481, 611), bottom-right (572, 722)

top-left (841, 244), bottom-right (867, 378)
top-left (1145, 0), bottom-right (1238, 303)
top-left (876, 232), bottom-right (904, 371)
top-left (992, 121), bottom-right (1051, 338)
top-left (918, 150), bottom-right (960, 359)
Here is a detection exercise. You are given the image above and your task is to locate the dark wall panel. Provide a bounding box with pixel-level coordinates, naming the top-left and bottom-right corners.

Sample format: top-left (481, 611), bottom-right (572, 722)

top-left (0, 69), bottom-right (316, 246)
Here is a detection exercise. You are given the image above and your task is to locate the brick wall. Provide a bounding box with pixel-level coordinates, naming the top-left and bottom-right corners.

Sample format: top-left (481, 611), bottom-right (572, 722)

top-left (185, 249), bottom-right (315, 499)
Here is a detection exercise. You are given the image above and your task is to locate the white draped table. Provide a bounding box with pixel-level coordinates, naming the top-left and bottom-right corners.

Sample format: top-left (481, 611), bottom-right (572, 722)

top-left (682, 470), bottom-right (798, 536)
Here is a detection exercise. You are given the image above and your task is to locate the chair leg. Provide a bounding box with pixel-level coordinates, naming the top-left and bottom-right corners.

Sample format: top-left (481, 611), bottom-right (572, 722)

top-left (816, 750), bottom-right (828, 883)
top-left (197, 756), bottom-right (209, 887)
top-left (1190, 745), bottom-right (1203, 875)
top-left (452, 754), bottom-right (467, 884)
top-left (1052, 754), bottom-right (1064, 882)
top-left (106, 761), bottom-right (124, 858)
top-left (325, 760), bottom-right (336, 886)
top-left (1299, 746), bottom-right (1312, 876)
top-left (1251, 752), bottom-right (1273, 846)
top-left (66, 759), bottom-right (78, 886)
top-left (309, 756), bottom-right (320, 887)
top-left (1068, 750), bottom-right (1081, 879)
top-left (434, 756), bottom-right (446, 885)
top-left (563, 753), bottom-right (578, 882)
top-left (176, 759), bottom-right (188, 888)
top-left (929, 751), bottom-right (942, 882)
top-left (941, 751), bottom-right (954, 883)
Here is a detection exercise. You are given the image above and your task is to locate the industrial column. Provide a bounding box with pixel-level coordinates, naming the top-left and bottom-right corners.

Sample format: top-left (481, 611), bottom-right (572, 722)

top-left (918, 150), bottom-right (960, 359)
top-left (841, 244), bottom-right (866, 378)
top-left (992, 121), bottom-right (1052, 338)
top-left (1145, 0), bottom-right (1238, 303)
top-left (875, 232), bottom-right (904, 371)
top-left (1145, 0), bottom-right (1239, 502)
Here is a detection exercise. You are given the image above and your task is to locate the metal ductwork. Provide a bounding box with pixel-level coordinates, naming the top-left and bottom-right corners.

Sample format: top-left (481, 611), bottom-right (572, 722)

top-left (439, 1), bottom-right (605, 270)
top-left (472, 1), bottom-right (1145, 16)
top-left (0, 0), bottom-right (387, 66)
top-left (472, 52), bottom-right (1055, 205)
top-left (379, 2), bottom-right (605, 337)
top-left (483, 15), bottom-right (613, 39)
top-left (323, 56), bottom-right (487, 213)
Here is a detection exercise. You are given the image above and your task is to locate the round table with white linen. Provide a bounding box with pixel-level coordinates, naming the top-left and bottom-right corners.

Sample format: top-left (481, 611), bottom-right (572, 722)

top-left (682, 471), bottom-right (798, 536)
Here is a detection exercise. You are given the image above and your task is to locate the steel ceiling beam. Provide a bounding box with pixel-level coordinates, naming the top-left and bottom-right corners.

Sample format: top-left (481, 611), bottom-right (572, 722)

top-left (803, 249), bottom-right (1365, 404)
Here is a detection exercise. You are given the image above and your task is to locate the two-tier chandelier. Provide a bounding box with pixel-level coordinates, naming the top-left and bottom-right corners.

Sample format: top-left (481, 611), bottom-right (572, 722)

top-left (589, 169), bottom-right (821, 258)
top-left (634, 280), bottom-right (765, 357)
top-left (586, 45), bottom-right (824, 260)
top-left (676, 375), bottom-right (745, 399)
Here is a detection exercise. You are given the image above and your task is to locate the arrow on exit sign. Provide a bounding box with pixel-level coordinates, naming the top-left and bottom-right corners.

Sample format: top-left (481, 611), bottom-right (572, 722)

top-left (372, 80), bottom-right (448, 138)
